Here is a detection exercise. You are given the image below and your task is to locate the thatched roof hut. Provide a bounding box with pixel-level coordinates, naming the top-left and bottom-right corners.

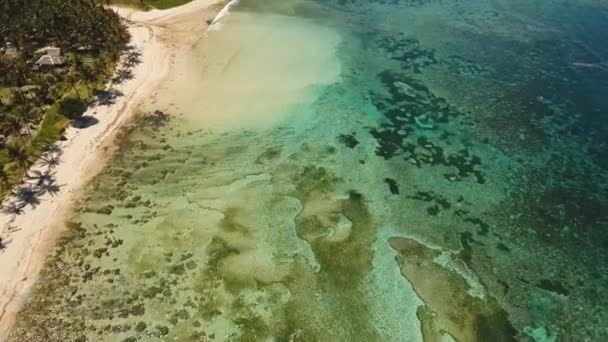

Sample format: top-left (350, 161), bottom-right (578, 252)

top-left (34, 47), bottom-right (66, 68)
top-left (35, 46), bottom-right (62, 56)
top-left (34, 55), bottom-right (67, 67)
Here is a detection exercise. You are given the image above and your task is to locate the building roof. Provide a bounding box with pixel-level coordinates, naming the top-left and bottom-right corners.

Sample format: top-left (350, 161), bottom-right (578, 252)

top-left (35, 46), bottom-right (61, 56)
top-left (3, 48), bottom-right (19, 60)
top-left (35, 55), bottom-right (67, 66)
top-left (2, 42), bottom-right (20, 59)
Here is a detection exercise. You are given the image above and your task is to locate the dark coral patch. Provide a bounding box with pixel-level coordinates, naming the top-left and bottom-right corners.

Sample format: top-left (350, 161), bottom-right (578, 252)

top-left (368, 69), bottom-right (486, 184)
top-left (408, 191), bottom-right (452, 216)
top-left (338, 133), bottom-right (360, 148)
top-left (384, 178), bottom-right (400, 195)
top-left (536, 279), bottom-right (570, 296)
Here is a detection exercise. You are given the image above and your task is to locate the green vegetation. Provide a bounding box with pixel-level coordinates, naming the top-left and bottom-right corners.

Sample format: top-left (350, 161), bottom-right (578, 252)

top-left (140, 0), bottom-right (193, 9)
top-left (106, 0), bottom-right (193, 10)
top-left (0, 0), bottom-right (129, 197)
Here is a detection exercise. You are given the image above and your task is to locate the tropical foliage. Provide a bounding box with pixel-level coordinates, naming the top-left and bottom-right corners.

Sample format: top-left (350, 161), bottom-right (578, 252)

top-left (0, 0), bottom-right (129, 196)
top-left (104, 0), bottom-right (193, 10)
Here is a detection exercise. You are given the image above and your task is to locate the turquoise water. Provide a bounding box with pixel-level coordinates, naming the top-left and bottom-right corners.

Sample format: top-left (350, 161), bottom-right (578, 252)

top-left (9, 0), bottom-right (608, 341)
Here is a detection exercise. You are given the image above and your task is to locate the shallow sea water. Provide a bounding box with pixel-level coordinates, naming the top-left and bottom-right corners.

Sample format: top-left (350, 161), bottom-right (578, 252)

top-left (9, 0), bottom-right (608, 341)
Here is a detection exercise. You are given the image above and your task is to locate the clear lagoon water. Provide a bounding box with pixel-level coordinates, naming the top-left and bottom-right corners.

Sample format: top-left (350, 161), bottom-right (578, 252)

top-left (9, 0), bottom-right (608, 341)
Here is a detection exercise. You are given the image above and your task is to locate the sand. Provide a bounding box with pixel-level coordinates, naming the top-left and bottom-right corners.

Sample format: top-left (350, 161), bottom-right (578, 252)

top-left (148, 10), bottom-right (342, 132)
top-left (0, 1), bottom-right (226, 339)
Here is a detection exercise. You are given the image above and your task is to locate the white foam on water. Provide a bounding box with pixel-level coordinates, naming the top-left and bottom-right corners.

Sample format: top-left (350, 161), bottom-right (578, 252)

top-left (209, 0), bottom-right (240, 31)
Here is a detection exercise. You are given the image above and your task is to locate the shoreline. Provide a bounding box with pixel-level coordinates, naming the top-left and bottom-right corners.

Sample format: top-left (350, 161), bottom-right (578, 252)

top-left (0, 1), bottom-right (226, 339)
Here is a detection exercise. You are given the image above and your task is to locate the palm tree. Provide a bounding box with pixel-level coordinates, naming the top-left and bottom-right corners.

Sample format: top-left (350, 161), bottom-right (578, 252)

top-left (31, 74), bottom-right (52, 105)
top-left (5, 58), bottom-right (29, 90)
top-left (0, 166), bottom-right (11, 192)
top-left (6, 141), bottom-right (30, 175)
top-left (93, 57), bottom-right (109, 81)
top-left (14, 101), bottom-right (38, 137)
top-left (66, 69), bottom-right (82, 100)
top-left (1, 113), bottom-right (24, 141)
top-left (75, 54), bottom-right (98, 94)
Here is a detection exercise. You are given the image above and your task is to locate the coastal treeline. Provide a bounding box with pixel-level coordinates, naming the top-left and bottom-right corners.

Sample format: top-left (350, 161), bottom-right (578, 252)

top-left (104, 0), bottom-right (192, 10)
top-left (0, 0), bottom-right (129, 196)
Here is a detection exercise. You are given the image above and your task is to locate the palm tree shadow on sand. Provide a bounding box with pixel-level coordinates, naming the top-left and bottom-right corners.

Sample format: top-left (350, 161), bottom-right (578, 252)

top-left (95, 89), bottom-right (124, 106)
top-left (0, 236), bottom-right (11, 251)
top-left (1, 147), bottom-right (65, 216)
top-left (110, 45), bottom-right (142, 85)
top-left (95, 45), bottom-right (141, 109)
top-left (72, 115), bottom-right (99, 129)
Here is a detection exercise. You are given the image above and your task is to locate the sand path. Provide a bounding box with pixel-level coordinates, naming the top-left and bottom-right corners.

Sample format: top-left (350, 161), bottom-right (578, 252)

top-left (0, 1), bottom-right (226, 339)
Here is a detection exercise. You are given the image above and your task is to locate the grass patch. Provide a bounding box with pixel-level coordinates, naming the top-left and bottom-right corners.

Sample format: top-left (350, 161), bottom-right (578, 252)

top-left (0, 87), bottom-right (11, 104)
top-left (30, 85), bottom-right (92, 156)
top-left (144, 0), bottom-right (192, 9)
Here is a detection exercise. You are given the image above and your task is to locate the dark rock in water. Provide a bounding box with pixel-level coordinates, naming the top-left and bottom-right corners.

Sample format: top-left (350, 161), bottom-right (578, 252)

top-left (185, 260), bottom-right (197, 270)
top-left (375, 34), bottom-right (438, 72)
top-left (536, 279), bottom-right (570, 296)
top-left (496, 243), bottom-right (510, 252)
top-left (143, 286), bottom-right (162, 299)
top-left (155, 325), bottom-right (169, 337)
top-left (255, 146), bottom-right (281, 164)
top-left (369, 128), bottom-right (405, 159)
top-left (384, 178), bottom-right (400, 194)
top-left (142, 110), bottom-right (170, 128)
top-left (118, 303), bottom-right (145, 318)
top-left (173, 309), bottom-right (190, 321)
top-left (464, 217), bottom-right (490, 235)
top-left (338, 133), bottom-right (360, 148)
top-left (94, 205), bottom-right (114, 215)
top-left (143, 270), bottom-right (157, 279)
top-left (453, 210), bottom-right (490, 235)
top-left (168, 263), bottom-right (186, 276)
top-left (131, 304), bottom-right (145, 316)
top-left (426, 205), bottom-right (440, 216)
top-left (498, 280), bottom-right (510, 295)
top-left (93, 248), bottom-right (108, 259)
top-left (408, 191), bottom-right (451, 215)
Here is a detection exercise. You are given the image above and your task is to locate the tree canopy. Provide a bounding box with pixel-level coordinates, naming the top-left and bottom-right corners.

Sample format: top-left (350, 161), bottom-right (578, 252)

top-left (0, 0), bottom-right (130, 196)
top-left (0, 0), bottom-right (128, 59)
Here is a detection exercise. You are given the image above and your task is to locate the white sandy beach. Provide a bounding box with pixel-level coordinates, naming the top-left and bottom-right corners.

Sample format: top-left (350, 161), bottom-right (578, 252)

top-left (0, 1), bottom-right (226, 339)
